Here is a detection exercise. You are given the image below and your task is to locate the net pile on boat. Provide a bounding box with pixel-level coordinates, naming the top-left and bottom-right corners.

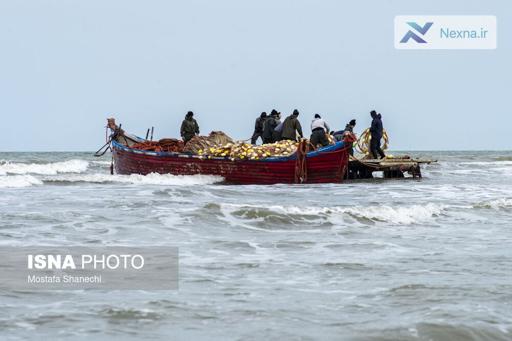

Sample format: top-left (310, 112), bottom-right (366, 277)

top-left (183, 131), bottom-right (234, 154)
top-left (197, 140), bottom-right (299, 160)
top-left (131, 138), bottom-right (185, 152)
top-left (129, 130), bottom-right (334, 159)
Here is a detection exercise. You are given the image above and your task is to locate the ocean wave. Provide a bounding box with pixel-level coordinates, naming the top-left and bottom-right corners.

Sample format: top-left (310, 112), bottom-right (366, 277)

top-left (342, 203), bottom-right (445, 224)
top-left (91, 160), bottom-right (112, 165)
top-left (0, 159), bottom-right (89, 175)
top-left (219, 202), bottom-right (446, 226)
top-left (0, 175), bottom-right (43, 188)
top-left (361, 322), bottom-right (511, 341)
top-left (474, 198), bottom-right (512, 210)
top-left (43, 173), bottom-right (224, 186)
top-left (494, 156), bottom-right (512, 162)
top-left (458, 160), bottom-right (512, 166)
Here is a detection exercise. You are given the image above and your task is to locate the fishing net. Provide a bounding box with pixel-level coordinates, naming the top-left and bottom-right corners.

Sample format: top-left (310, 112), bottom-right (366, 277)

top-left (131, 138), bottom-right (185, 152)
top-left (183, 131), bottom-right (234, 154)
top-left (197, 140), bottom-right (299, 160)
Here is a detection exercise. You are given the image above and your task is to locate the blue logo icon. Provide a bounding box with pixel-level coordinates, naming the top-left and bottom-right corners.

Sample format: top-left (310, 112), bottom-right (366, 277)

top-left (400, 22), bottom-right (433, 43)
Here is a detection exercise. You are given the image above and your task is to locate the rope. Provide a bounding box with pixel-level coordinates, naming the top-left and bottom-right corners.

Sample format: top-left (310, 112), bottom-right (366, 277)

top-left (355, 128), bottom-right (389, 155)
top-left (294, 139), bottom-right (308, 183)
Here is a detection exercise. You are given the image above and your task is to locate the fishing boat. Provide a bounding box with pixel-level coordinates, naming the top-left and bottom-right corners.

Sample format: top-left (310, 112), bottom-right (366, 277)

top-left (107, 127), bottom-right (350, 185)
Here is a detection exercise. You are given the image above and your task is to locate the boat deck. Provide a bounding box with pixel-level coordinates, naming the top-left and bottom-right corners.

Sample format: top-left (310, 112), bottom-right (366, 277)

top-left (348, 156), bottom-right (436, 179)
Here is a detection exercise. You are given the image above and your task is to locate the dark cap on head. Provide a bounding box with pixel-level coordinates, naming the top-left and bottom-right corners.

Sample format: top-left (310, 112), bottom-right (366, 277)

top-left (186, 111), bottom-right (194, 117)
top-left (270, 109), bottom-right (278, 116)
top-left (314, 114), bottom-right (321, 119)
top-left (349, 119), bottom-right (356, 126)
top-left (260, 112), bottom-right (267, 118)
top-left (370, 110), bottom-right (377, 117)
top-left (293, 109), bottom-right (299, 116)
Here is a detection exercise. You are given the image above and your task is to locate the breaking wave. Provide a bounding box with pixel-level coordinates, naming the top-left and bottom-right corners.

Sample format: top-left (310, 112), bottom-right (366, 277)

top-left (0, 159), bottom-right (89, 175)
top-left (219, 202), bottom-right (446, 226)
top-left (0, 175), bottom-right (43, 188)
top-left (342, 203), bottom-right (446, 224)
top-left (43, 173), bottom-right (224, 186)
top-left (457, 160), bottom-right (512, 166)
top-left (474, 198), bottom-right (512, 210)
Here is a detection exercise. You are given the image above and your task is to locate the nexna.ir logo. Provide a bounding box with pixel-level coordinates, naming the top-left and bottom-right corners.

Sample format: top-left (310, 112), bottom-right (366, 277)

top-left (395, 16), bottom-right (496, 50)
top-left (400, 22), bottom-right (433, 43)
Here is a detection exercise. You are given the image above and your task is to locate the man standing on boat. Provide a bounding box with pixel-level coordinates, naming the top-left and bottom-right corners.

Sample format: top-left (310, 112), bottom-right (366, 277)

top-left (181, 111), bottom-right (200, 143)
top-left (251, 112), bottom-right (267, 144)
top-left (310, 114), bottom-right (330, 147)
top-left (262, 109), bottom-right (279, 144)
top-left (281, 109), bottom-right (303, 141)
top-left (272, 112), bottom-right (283, 142)
top-left (333, 119), bottom-right (356, 141)
top-left (369, 110), bottom-right (385, 159)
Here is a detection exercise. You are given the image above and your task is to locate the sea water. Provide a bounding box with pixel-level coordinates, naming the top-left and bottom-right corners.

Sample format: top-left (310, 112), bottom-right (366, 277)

top-left (0, 151), bottom-right (511, 340)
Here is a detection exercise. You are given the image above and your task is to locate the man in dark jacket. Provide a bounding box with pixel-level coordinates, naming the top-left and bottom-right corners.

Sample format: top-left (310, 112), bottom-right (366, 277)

top-left (262, 110), bottom-right (279, 144)
top-left (369, 110), bottom-right (385, 159)
top-left (180, 111), bottom-right (200, 143)
top-left (281, 109), bottom-right (303, 141)
top-left (251, 112), bottom-right (267, 144)
top-left (333, 119), bottom-right (357, 155)
top-left (333, 119), bottom-right (356, 141)
top-left (345, 119), bottom-right (356, 133)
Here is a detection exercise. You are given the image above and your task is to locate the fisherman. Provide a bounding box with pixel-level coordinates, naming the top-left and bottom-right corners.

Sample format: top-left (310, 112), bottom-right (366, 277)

top-left (310, 114), bottom-right (330, 147)
top-left (369, 110), bottom-right (385, 159)
top-left (345, 119), bottom-right (356, 134)
top-left (343, 119), bottom-right (357, 155)
top-left (281, 109), bottom-right (303, 141)
top-left (333, 119), bottom-right (356, 142)
top-left (272, 112), bottom-right (283, 142)
top-left (180, 111), bottom-right (200, 143)
top-left (251, 112), bottom-right (267, 144)
top-left (262, 109), bottom-right (279, 144)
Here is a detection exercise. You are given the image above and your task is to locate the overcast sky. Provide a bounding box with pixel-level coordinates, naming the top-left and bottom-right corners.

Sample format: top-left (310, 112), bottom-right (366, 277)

top-left (0, 0), bottom-right (509, 151)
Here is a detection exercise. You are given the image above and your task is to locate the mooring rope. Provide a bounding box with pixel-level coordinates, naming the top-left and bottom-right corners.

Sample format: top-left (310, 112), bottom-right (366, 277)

top-left (294, 140), bottom-right (308, 183)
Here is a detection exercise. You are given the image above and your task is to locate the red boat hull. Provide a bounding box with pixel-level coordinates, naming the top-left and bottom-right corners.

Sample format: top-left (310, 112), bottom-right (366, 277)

top-left (112, 141), bottom-right (349, 184)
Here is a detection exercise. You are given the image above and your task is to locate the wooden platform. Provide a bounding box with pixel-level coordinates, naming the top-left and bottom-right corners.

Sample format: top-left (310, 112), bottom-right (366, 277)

top-left (347, 156), bottom-right (436, 179)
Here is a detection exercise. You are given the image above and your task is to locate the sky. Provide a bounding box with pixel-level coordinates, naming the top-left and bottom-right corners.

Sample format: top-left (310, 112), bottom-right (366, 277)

top-left (0, 0), bottom-right (509, 151)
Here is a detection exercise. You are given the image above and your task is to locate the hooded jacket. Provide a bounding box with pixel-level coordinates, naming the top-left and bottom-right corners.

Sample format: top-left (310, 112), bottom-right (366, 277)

top-left (181, 117), bottom-right (200, 140)
top-left (262, 115), bottom-right (278, 140)
top-left (254, 116), bottom-right (266, 134)
top-left (281, 115), bottom-right (303, 140)
top-left (370, 115), bottom-right (383, 138)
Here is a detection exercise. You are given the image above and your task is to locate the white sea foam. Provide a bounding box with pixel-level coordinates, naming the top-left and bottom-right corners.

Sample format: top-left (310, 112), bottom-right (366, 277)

top-left (91, 160), bottom-right (112, 166)
top-left (219, 202), bottom-right (446, 225)
top-left (478, 198), bottom-right (512, 210)
top-left (458, 161), bottom-right (512, 166)
top-left (0, 175), bottom-right (43, 188)
top-left (44, 172), bottom-right (223, 186)
top-left (341, 203), bottom-right (445, 224)
top-left (0, 160), bottom-right (89, 175)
